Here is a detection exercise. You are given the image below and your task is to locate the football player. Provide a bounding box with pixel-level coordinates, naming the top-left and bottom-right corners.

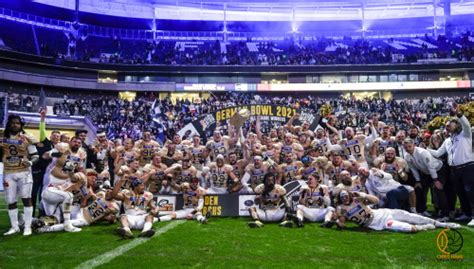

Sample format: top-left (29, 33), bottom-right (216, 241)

top-left (1, 115), bottom-right (39, 236)
top-left (113, 177), bottom-right (157, 238)
top-left (247, 173), bottom-right (292, 228)
top-left (41, 172), bottom-right (88, 232)
top-left (142, 154), bottom-right (169, 194)
top-left (335, 190), bottom-right (460, 232)
top-left (295, 173), bottom-right (335, 228)
top-left (157, 177), bottom-right (209, 224)
top-left (205, 154), bottom-right (238, 194)
top-left (134, 130), bottom-right (161, 166)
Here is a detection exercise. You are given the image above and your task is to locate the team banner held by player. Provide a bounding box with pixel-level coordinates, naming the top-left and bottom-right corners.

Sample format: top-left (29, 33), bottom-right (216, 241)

top-left (176, 104), bottom-right (320, 142)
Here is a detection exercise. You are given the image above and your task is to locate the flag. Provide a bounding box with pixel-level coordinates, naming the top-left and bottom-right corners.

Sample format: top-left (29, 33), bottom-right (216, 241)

top-left (37, 87), bottom-right (46, 110)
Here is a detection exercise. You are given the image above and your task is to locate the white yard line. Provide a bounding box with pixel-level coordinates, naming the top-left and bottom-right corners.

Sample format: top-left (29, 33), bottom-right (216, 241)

top-left (75, 220), bottom-right (185, 269)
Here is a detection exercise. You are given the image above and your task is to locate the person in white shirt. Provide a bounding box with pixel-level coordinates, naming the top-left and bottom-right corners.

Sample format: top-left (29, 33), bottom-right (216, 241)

top-left (360, 167), bottom-right (416, 213)
top-left (403, 138), bottom-right (447, 217)
top-left (427, 104), bottom-right (474, 226)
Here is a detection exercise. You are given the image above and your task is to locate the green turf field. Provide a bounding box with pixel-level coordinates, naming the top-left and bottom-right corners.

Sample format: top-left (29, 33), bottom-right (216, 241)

top-left (0, 193), bottom-right (473, 269)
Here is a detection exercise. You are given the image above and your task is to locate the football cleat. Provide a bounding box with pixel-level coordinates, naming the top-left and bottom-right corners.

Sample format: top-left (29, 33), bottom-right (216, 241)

top-left (436, 222), bottom-right (461, 229)
top-left (279, 220), bottom-right (293, 228)
top-left (321, 221), bottom-right (335, 228)
top-left (117, 228), bottom-right (134, 239)
top-left (205, 211), bottom-right (212, 219)
top-left (248, 220), bottom-right (264, 228)
top-left (23, 227), bottom-right (32, 236)
top-left (468, 219), bottom-right (474, 227)
top-left (454, 214), bottom-right (470, 221)
top-left (139, 229), bottom-right (156, 238)
top-left (4, 227), bottom-right (20, 236)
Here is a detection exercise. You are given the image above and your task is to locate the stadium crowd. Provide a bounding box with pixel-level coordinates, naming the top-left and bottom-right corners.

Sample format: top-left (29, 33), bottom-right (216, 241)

top-left (53, 93), bottom-right (471, 144)
top-left (1, 91), bottom-right (474, 238)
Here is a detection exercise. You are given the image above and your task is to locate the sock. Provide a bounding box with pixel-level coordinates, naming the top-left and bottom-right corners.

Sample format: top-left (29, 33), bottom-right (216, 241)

top-left (296, 209), bottom-right (304, 221)
top-left (159, 215), bottom-right (173, 222)
top-left (8, 209), bottom-right (19, 229)
top-left (124, 227), bottom-right (131, 232)
top-left (410, 207), bottom-right (417, 213)
top-left (63, 212), bottom-right (71, 226)
top-left (142, 222), bottom-right (152, 232)
top-left (23, 207), bottom-right (33, 229)
top-left (39, 224), bottom-right (65, 233)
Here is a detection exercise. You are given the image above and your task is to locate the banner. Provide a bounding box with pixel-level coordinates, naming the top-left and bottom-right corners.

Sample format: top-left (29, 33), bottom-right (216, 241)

top-left (176, 104), bottom-right (320, 142)
top-left (153, 180), bottom-right (307, 217)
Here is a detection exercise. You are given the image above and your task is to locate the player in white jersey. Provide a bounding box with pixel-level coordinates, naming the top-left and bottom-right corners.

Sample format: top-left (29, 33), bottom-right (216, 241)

top-left (41, 172), bottom-right (88, 232)
top-left (335, 191), bottom-right (460, 232)
top-left (113, 177), bottom-right (158, 239)
top-left (294, 173), bottom-right (335, 228)
top-left (157, 177), bottom-right (209, 224)
top-left (35, 188), bottom-right (119, 233)
top-left (1, 115), bottom-right (39, 236)
top-left (247, 173), bottom-right (292, 228)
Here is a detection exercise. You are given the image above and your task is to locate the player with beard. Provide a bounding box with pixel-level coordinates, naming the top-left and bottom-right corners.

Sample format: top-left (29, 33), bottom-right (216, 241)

top-left (134, 130), bottom-right (161, 167)
top-left (256, 134), bottom-right (281, 164)
top-left (377, 126), bottom-right (396, 155)
top-left (241, 156), bottom-right (270, 193)
top-left (204, 130), bottom-right (238, 162)
top-left (407, 125), bottom-right (422, 145)
top-left (205, 154), bottom-right (238, 194)
top-left (159, 143), bottom-right (183, 167)
top-left (335, 190), bottom-right (459, 232)
top-left (373, 147), bottom-right (409, 183)
top-left (115, 159), bottom-right (143, 190)
top-left (43, 138), bottom-right (86, 189)
top-left (295, 173), bottom-right (335, 228)
top-left (157, 177), bottom-right (209, 224)
top-left (164, 158), bottom-right (197, 192)
top-left (279, 152), bottom-right (303, 185)
top-left (142, 154), bottom-right (169, 194)
top-left (112, 138), bottom-right (139, 183)
top-left (334, 170), bottom-right (364, 194)
top-left (41, 172), bottom-right (88, 232)
top-left (336, 124), bottom-right (378, 168)
top-left (90, 130), bottom-right (114, 173)
top-left (247, 173), bottom-right (292, 228)
top-left (187, 135), bottom-right (207, 171)
top-left (113, 177), bottom-right (157, 239)
top-left (324, 152), bottom-right (352, 186)
top-left (278, 133), bottom-right (304, 161)
top-left (227, 151), bottom-right (249, 193)
top-left (1, 115), bottom-right (39, 236)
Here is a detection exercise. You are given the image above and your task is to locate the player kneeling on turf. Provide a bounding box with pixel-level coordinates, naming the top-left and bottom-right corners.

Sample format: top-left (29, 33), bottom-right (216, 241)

top-left (157, 177), bottom-right (209, 224)
top-left (335, 190), bottom-right (460, 232)
top-left (248, 172), bottom-right (292, 228)
top-left (41, 172), bottom-right (88, 232)
top-left (113, 176), bottom-right (157, 239)
top-left (35, 189), bottom-right (119, 233)
top-left (295, 173), bottom-right (335, 228)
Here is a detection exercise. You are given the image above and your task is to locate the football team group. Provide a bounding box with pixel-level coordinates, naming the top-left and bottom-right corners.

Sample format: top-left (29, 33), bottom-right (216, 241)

top-left (1, 103), bottom-right (473, 240)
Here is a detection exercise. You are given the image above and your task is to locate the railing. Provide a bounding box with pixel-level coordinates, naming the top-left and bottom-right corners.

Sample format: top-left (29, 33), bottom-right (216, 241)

top-left (3, 7), bottom-right (474, 41)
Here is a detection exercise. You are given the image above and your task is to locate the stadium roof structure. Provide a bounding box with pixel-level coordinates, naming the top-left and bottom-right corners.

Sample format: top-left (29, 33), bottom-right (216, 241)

top-left (33, 0), bottom-right (474, 21)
